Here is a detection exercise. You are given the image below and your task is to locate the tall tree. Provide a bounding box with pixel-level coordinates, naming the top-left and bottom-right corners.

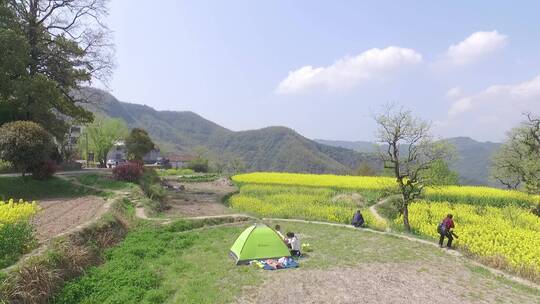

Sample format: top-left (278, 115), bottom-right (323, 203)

top-left (78, 116), bottom-right (128, 167)
top-left (125, 128), bottom-right (155, 161)
top-left (491, 114), bottom-right (540, 193)
top-left (420, 159), bottom-right (459, 186)
top-left (0, 0), bottom-right (113, 138)
top-left (374, 105), bottom-right (453, 231)
top-left (354, 161), bottom-right (378, 176)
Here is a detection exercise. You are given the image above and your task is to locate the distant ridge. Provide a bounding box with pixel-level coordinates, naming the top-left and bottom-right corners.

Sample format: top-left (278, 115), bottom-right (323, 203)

top-left (80, 88), bottom-right (381, 174)
top-left (315, 137), bottom-right (502, 186)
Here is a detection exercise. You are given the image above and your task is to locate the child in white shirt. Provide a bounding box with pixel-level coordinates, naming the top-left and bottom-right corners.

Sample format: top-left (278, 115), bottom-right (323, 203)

top-left (286, 232), bottom-right (301, 257)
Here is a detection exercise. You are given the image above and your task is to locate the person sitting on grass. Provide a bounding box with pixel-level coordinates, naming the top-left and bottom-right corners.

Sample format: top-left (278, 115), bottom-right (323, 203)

top-left (286, 232), bottom-right (301, 257)
top-left (351, 210), bottom-right (365, 228)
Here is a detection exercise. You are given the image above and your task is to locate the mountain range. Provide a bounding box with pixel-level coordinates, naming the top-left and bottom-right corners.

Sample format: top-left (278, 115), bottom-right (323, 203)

top-left (81, 88), bottom-right (502, 186)
top-left (315, 137), bottom-right (502, 186)
top-left (80, 88), bottom-right (381, 174)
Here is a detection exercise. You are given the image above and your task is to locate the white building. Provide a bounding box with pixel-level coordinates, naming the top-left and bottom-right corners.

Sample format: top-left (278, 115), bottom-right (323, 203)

top-left (106, 141), bottom-right (161, 165)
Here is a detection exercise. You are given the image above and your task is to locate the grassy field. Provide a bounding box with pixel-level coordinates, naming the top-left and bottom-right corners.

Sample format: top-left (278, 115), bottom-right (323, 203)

top-left (53, 220), bottom-right (540, 303)
top-left (0, 176), bottom-right (98, 201)
top-left (74, 174), bottom-right (136, 191)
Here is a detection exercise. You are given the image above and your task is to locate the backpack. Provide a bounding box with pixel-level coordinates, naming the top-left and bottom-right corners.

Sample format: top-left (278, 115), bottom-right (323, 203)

top-left (437, 222), bottom-right (446, 235)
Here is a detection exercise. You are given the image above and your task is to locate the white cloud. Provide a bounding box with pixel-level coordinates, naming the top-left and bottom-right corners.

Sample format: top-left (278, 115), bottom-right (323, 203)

top-left (446, 31), bottom-right (507, 66)
top-left (276, 46), bottom-right (423, 94)
top-left (445, 86), bottom-right (463, 99)
top-left (437, 75), bottom-right (540, 141)
top-left (448, 97), bottom-right (472, 116)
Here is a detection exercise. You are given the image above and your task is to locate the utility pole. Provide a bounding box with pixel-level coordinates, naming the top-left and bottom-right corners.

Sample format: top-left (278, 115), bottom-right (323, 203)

top-left (86, 132), bottom-right (89, 168)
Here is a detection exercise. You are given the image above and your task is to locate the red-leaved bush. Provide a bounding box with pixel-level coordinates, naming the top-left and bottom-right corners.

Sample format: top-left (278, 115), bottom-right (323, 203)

top-left (112, 162), bottom-right (143, 182)
top-left (31, 160), bottom-right (58, 180)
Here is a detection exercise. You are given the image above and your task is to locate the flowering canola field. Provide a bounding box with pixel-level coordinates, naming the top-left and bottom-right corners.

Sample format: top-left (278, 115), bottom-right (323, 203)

top-left (424, 186), bottom-right (540, 208)
top-left (229, 183), bottom-right (387, 230)
top-left (232, 172), bottom-right (396, 191)
top-left (233, 173), bottom-right (540, 208)
top-left (0, 199), bottom-right (40, 226)
top-left (396, 201), bottom-right (540, 277)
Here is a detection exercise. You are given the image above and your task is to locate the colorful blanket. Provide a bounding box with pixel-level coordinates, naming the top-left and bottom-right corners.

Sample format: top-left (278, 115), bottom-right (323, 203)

top-left (251, 257), bottom-right (299, 270)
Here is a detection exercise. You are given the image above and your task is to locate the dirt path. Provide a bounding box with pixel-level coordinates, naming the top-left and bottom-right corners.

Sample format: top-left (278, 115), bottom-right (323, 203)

top-left (33, 196), bottom-right (108, 242)
top-left (236, 261), bottom-right (539, 304)
top-left (162, 177), bottom-right (238, 217)
top-left (369, 197), bottom-right (390, 223)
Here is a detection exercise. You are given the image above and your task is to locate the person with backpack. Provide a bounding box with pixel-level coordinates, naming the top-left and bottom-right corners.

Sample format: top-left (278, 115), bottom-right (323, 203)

top-left (438, 214), bottom-right (457, 248)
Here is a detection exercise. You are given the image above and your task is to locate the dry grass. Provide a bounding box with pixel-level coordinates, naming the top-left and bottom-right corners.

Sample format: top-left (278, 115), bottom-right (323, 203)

top-left (0, 213), bottom-right (129, 303)
top-left (461, 249), bottom-right (540, 284)
top-left (53, 243), bottom-right (96, 280)
top-left (2, 261), bottom-right (59, 304)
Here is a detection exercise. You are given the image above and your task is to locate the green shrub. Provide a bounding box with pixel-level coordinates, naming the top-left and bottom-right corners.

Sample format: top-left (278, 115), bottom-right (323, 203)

top-left (187, 158), bottom-right (209, 173)
top-left (177, 173), bottom-right (220, 183)
top-left (0, 121), bottom-right (54, 177)
top-left (157, 168), bottom-right (194, 176)
top-left (0, 221), bottom-right (37, 268)
top-left (0, 160), bottom-right (14, 174)
top-left (31, 159), bottom-right (58, 180)
top-left (533, 203), bottom-right (540, 217)
top-left (139, 168), bottom-right (166, 205)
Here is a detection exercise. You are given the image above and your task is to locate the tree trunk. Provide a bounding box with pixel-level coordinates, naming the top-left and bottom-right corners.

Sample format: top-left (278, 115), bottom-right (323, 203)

top-left (25, 1), bottom-right (40, 120)
top-left (402, 198), bottom-right (411, 232)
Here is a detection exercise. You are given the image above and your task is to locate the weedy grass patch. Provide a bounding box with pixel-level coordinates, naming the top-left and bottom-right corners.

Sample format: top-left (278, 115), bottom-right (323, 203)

top-left (0, 176), bottom-right (97, 201)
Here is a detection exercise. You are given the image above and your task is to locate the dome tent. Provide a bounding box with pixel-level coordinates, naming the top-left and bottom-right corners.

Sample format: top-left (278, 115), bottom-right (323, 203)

top-left (230, 223), bottom-right (290, 265)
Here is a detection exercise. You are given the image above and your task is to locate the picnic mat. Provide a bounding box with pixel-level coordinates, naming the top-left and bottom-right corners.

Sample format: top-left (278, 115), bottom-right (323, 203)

top-left (251, 257), bottom-right (299, 270)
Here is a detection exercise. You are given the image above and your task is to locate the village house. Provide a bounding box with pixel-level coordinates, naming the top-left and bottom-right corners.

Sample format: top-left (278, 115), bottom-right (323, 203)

top-left (106, 141), bottom-right (161, 166)
top-left (166, 154), bottom-right (196, 169)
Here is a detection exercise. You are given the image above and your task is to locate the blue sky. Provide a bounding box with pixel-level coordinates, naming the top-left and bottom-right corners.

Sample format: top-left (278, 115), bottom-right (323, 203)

top-left (104, 0), bottom-right (540, 142)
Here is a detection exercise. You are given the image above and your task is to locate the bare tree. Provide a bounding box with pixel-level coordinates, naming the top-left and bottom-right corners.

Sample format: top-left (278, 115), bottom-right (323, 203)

top-left (374, 104), bottom-right (453, 231)
top-left (491, 113), bottom-right (540, 193)
top-left (490, 132), bottom-right (525, 190)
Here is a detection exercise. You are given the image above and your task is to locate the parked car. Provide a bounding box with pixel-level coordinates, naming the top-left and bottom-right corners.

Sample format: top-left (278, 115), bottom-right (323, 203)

top-left (107, 159), bottom-right (126, 168)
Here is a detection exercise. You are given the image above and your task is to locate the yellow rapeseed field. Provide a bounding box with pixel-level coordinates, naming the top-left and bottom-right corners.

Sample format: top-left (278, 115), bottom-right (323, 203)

top-left (233, 172), bottom-right (540, 207)
top-left (0, 198), bottom-right (40, 226)
top-left (232, 172), bottom-right (396, 191)
top-left (396, 201), bottom-right (540, 276)
top-left (229, 184), bottom-right (387, 230)
top-left (424, 185), bottom-right (540, 208)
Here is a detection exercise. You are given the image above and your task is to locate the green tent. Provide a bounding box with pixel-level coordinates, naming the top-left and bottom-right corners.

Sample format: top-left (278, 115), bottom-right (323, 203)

top-left (230, 223), bottom-right (290, 265)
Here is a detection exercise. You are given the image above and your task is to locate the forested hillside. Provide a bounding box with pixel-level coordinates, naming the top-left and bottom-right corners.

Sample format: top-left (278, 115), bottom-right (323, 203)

top-left (316, 137), bottom-right (501, 186)
top-left (80, 88), bottom-right (380, 174)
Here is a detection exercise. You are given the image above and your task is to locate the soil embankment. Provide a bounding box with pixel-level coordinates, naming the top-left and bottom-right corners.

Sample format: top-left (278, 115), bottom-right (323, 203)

top-left (163, 177), bottom-right (238, 217)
